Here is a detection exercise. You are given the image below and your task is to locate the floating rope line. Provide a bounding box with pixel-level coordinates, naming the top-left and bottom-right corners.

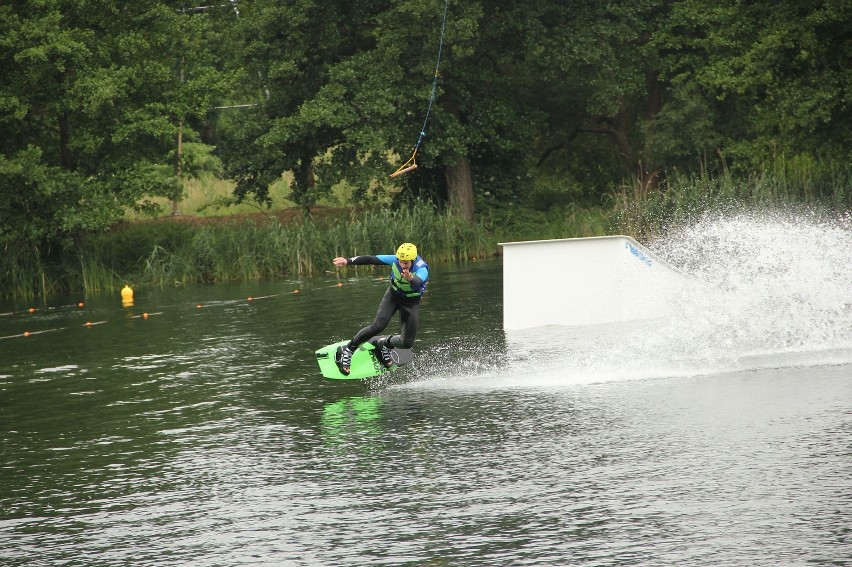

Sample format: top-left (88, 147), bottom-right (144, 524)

top-left (0, 328), bottom-right (63, 340)
top-left (0, 278), bottom-right (405, 340)
top-left (391, 0), bottom-right (450, 178)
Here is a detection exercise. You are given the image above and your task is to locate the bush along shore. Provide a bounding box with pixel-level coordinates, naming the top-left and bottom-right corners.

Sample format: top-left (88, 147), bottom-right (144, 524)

top-left (1, 170), bottom-right (849, 299)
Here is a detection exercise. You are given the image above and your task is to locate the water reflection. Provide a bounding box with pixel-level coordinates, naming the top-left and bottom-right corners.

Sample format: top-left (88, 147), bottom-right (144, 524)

top-left (321, 396), bottom-right (384, 445)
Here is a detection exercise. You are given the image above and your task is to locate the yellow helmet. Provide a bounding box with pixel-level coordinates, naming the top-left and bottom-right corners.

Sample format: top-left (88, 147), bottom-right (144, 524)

top-left (396, 242), bottom-right (418, 261)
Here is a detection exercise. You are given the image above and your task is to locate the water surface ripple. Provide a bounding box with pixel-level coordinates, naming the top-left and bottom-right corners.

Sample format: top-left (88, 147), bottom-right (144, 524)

top-left (2, 214), bottom-right (851, 565)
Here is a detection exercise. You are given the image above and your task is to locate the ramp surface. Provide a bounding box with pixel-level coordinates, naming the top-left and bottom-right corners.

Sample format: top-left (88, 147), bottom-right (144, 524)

top-left (499, 235), bottom-right (691, 330)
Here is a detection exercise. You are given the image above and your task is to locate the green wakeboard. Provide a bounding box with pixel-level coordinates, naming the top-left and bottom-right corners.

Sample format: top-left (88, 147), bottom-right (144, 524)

top-left (315, 337), bottom-right (413, 380)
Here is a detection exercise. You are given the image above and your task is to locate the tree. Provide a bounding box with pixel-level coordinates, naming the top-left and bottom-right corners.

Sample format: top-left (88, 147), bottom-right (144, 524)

top-left (218, 1), bottom-right (384, 214)
top-left (219, 0), bottom-right (553, 221)
top-left (652, 0), bottom-right (851, 170)
top-left (510, 0), bottom-right (672, 192)
top-left (0, 1), bottom-right (226, 255)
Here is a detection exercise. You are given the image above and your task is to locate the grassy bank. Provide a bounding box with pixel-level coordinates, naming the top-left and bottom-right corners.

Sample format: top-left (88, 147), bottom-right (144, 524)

top-left (2, 168), bottom-right (849, 299)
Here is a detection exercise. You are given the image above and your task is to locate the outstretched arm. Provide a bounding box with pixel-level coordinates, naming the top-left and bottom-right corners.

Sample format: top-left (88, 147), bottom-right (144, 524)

top-left (332, 255), bottom-right (386, 267)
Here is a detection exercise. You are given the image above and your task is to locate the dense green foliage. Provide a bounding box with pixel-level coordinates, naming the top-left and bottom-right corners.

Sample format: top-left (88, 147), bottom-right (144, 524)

top-left (0, 2), bottom-right (229, 242)
top-left (5, 201), bottom-right (499, 295)
top-left (1, 0), bottom-right (849, 297)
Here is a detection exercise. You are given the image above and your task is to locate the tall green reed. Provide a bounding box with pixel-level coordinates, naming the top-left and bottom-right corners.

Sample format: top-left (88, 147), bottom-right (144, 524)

top-left (612, 168), bottom-right (852, 240)
top-left (63, 200), bottom-right (498, 294)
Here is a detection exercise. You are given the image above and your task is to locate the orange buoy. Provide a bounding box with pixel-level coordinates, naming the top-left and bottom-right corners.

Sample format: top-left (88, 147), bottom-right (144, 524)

top-left (78, 302), bottom-right (85, 308)
top-left (337, 282), bottom-right (343, 287)
top-left (196, 304), bottom-right (203, 309)
top-left (292, 289), bottom-right (300, 294)
top-left (28, 307), bottom-right (36, 313)
top-left (142, 312), bottom-right (149, 319)
top-left (23, 331), bottom-right (30, 337)
top-left (84, 321), bottom-right (93, 326)
top-left (247, 296), bottom-right (253, 301)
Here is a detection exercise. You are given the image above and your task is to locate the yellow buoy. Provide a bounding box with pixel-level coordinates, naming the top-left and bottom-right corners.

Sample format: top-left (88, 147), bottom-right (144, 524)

top-left (121, 285), bottom-right (133, 301)
top-left (121, 284), bottom-right (134, 306)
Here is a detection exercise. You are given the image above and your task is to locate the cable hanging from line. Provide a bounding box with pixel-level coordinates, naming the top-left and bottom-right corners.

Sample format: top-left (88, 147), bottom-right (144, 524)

top-left (390, 0), bottom-right (450, 178)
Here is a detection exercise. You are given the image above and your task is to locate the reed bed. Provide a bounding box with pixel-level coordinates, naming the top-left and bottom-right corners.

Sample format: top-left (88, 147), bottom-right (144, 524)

top-left (3, 169), bottom-right (848, 299)
top-left (72, 201), bottom-right (497, 293)
top-left (612, 168), bottom-right (851, 239)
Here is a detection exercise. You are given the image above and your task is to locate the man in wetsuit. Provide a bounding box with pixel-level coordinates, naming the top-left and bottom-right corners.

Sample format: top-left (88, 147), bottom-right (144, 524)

top-left (331, 242), bottom-right (429, 375)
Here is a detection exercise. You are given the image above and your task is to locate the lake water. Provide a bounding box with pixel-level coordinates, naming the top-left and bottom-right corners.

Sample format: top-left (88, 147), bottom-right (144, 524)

top-left (1, 213), bottom-right (850, 565)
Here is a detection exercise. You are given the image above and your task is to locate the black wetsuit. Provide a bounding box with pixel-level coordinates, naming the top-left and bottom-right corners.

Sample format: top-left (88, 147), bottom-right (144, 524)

top-left (346, 255), bottom-right (429, 350)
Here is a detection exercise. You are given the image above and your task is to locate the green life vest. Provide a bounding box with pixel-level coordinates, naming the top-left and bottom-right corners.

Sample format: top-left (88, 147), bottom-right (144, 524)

top-left (390, 257), bottom-right (428, 298)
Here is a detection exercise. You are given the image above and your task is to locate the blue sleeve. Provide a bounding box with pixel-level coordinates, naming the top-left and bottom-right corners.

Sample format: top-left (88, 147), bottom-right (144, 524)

top-left (375, 255), bottom-right (397, 265)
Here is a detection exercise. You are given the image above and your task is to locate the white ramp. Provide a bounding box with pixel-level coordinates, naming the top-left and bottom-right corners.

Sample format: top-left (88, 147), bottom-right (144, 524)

top-left (499, 236), bottom-right (690, 330)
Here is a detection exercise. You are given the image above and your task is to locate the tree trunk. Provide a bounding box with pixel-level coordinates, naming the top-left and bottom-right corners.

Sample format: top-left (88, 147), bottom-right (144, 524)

top-left (292, 156), bottom-right (315, 215)
top-left (607, 111), bottom-right (635, 175)
top-left (59, 113), bottom-right (73, 170)
top-left (445, 156), bottom-right (474, 221)
top-left (172, 120), bottom-right (183, 215)
top-left (172, 59), bottom-right (185, 216)
top-left (641, 69), bottom-right (663, 176)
